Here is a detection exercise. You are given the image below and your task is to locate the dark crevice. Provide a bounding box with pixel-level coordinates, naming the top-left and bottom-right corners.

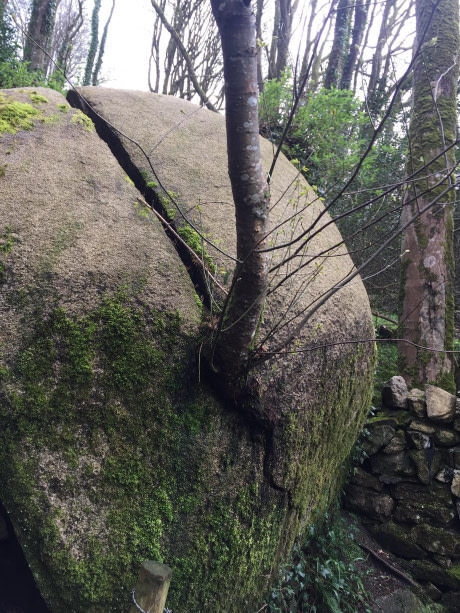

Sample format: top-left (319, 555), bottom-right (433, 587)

top-left (0, 502), bottom-right (50, 613)
top-left (66, 89), bottom-right (213, 311)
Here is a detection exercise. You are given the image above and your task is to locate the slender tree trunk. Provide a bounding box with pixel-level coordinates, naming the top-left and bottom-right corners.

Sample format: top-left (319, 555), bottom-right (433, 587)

top-left (255, 0), bottom-right (264, 90)
top-left (268, 0), bottom-right (280, 80)
top-left (323, 0), bottom-right (351, 89)
top-left (23, 0), bottom-right (57, 73)
top-left (210, 0), bottom-right (270, 392)
top-left (92, 0), bottom-right (116, 85)
top-left (274, 0), bottom-right (294, 79)
top-left (83, 0), bottom-right (101, 86)
top-left (366, 0), bottom-right (395, 115)
top-left (399, 0), bottom-right (459, 391)
top-left (340, 0), bottom-right (370, 91)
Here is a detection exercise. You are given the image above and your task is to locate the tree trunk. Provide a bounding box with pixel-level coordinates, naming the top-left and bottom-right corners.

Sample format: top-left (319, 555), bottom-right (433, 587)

top-left (274, 0), bottom-right (294, 79)
top-left (83, 0), bottom-right (101, 86)
top-left (255, 0), bottom-right (264, 90)
top-left (366, 0), bottom-right (395, 116)
top-left (323, 0), bottom-right (351, 89)
top-left (339, 0), bottom-right (370, 91)
top-left (92, 0), bottom-right (116, 86)
top-left (399, 0), bottom-right (459, 391)
top-left (23, 0), bottom-right (57, 73)
top-left (209, 0), bottom-right (270, 393)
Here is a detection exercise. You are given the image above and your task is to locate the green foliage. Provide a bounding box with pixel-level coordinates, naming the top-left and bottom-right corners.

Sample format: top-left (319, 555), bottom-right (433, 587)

top-left (265, 512), bottom-right (369, 613)
top-left (260, 75), bottom-right (405, 204)
top-left (0, 5), bottom-right (16, 64)
top-left (260, 75), bottom-right (406, 309)
top-left (0, 5), bottom-right (65, 92)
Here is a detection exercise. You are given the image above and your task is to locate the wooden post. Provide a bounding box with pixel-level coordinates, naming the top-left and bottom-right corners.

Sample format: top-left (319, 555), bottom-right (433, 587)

top-left (129, 561), bottom-right (172, 613)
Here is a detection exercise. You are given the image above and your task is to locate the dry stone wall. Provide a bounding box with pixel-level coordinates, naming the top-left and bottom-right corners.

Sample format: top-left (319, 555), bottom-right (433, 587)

top-left (345, 376), bottom-right (460, 608)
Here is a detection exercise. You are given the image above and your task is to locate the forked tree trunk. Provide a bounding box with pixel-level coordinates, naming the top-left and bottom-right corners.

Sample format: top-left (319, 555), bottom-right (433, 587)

top-left (399, 0), bottom-right (459, 391)
top-left (210, 0), bottom-right (270, 393)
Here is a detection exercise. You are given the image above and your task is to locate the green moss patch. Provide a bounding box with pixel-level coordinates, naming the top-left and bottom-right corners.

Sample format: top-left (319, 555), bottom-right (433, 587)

top-left (71, 109), bottom-right (95, 132)
top-left (29, 92), bottom-right (49, 104)
top-left (0, 99), bottom-right (40, 135)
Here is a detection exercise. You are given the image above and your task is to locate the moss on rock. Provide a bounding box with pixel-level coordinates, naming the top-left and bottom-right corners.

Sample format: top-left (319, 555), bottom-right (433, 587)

top-left (0, 99), bottom-right (40, 135)
top-left (0, 86), bottom-right (375, 613)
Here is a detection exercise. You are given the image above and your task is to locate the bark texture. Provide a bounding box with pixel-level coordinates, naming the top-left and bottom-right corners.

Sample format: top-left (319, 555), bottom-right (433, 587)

top-left (323, 0), bottom-right (351, 90)
top-left (210, 0), bottom-right (270, 391)
top-left (399, 0), bottom-right (459, 390)
top-left (340, 0), bottom-right (370, 91)
top-left (23, 0), bottom-right (57, 73)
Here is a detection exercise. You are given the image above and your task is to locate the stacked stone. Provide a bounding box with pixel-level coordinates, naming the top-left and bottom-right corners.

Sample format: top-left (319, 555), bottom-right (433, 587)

top-left (345, 376), bottom-right (460, 604)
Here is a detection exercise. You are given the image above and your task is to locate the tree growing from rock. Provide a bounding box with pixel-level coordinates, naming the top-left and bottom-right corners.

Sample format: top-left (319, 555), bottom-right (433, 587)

top-left (399, 0), bottom-right (459, 390)
top-left (209, 0), bottom-right (270, 395)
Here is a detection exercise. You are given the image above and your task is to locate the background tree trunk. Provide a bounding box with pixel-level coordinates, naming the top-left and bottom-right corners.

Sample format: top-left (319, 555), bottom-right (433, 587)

top-left (83, 0), bottom-right (100, 86)
top-left (323, 0), bottom-right (352, 90)
top-left (399, 0), bottom-right (459, 390)
top-left (339, 0), bottom-right (370, 91)
top-left (91, 0), bottom-right (115, 86)
top-left (23, 0), bottom-right (57, 73)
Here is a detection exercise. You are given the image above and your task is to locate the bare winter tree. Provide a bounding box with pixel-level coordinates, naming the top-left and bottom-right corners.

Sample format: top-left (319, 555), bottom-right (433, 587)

top-left (49, 0), bottom-right (87, 81)
top-left (399, 0), bottom-right (459, 389)
top-left (267, 0), bottom-right (298, 80)
top-left (149, 0), bottom-right (222, 109)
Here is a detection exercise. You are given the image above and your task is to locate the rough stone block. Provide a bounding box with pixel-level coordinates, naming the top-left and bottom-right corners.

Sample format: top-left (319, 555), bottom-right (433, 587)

top-left (451, 470), bottom-right (460, 497)
top-left (364, 423), bottom-right (396, 456)
top-left (370, 521), bottom-right (426, 559)
top-left (409, 449), bottom-right (442, 485)
top-left (426, 385), bottom-right (456, 423)
top-left (406, 429), bottom-right (431, 450)
top-left (370, 451), bottom-right (416, 477)
top-left (408, 420), bottom-right (435, 434)
top-left (372, 589), bottom-right (423, 613)
top-left (344, 484), bottom-right (394, 519)
top-left (350, 467), bottom-right (383, 492)
top-left (393, 482), bottom-right (456, 526)
top-left (382, 376), bottom-right (408, 409)
top-left (434, 429), bottom-right (459, 447)
top-left (411, 524), bottom-right (460, 557)
top-left (382, 430), bottom-right (407, 454)
top-left (405, 560), bottom-right (460, 590)
top-left (407, 388), bottom-right (426, 418)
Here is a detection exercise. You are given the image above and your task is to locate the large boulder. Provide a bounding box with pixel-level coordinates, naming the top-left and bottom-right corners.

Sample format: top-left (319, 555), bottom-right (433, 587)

top-left (0, 87), bottom-right (375, 612)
